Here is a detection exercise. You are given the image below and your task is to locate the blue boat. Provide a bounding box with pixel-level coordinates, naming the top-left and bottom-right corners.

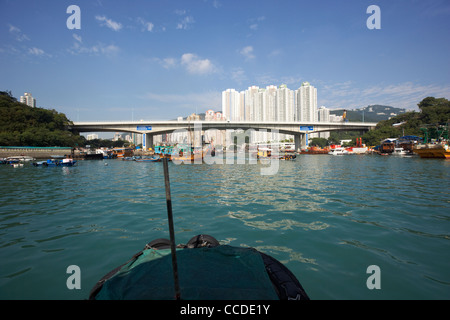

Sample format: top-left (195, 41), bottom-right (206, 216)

top-left (32, 159), bottom-right (77, 167)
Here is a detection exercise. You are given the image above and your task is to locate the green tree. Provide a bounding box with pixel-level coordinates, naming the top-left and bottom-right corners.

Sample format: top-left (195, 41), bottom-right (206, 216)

top-left (362, 97), bottom-right (450, 145)
top-left (309, 137), bottom-right (328, 148)
top-left (0, 91), bottom-right (84, 147)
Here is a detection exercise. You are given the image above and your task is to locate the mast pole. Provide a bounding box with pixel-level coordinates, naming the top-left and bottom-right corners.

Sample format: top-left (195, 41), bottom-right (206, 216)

top-left (162, 157), bottom-right (181, 300)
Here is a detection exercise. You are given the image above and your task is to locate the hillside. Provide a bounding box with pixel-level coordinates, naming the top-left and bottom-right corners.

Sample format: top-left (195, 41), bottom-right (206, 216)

top-left (330, 105), bottom-right (408, 122)
top-left (361, 97), bottom-right (450, 145)
top-left (0, 91), bottom-right (84, 147)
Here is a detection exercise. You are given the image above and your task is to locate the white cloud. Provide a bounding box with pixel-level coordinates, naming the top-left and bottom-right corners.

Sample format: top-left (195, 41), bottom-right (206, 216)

top-left (161, 57), bottom-right (177, 69)
top-left (95, 15), bottom-right (122, 31)
top-left (176, 16), bottom-right (195, 30)
top-left (180, 53), bottom-right (216, 75)
top-left (248, 16), bottom-right (265, 32)
top-left (73, 34), bottom-right (82, 43)
top-left (8, 24), bottom-right (30, 42)
top-left (137, 18), bottom-right (154, 32)
top-left (231, 68), bottom-right (247, 85)
top-left (175, 9), bottom-right (186, 16)
top-left (268, 49), bottom-right (282, 58)
top-left (69, 39), bottom-right (119, 56)
top-left (239, 46), bottom-right (255, 60)
top-left (28, 47), bottom-right (45, 56)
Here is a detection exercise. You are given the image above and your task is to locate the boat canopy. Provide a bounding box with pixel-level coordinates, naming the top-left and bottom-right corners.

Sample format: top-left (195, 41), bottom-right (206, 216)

top-left (399, 135), bottom-right (422, 141)
top-left (90, 243), bottom-right (308, 300)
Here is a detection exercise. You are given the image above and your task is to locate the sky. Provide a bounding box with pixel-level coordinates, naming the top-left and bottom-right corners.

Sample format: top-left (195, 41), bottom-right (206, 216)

top-left (1, 0), bottom-right (450, 126)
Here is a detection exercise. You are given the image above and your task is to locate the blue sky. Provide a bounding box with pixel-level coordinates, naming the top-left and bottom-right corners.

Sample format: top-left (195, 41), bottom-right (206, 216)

top-left (1, 0), bottom-right (449, 125)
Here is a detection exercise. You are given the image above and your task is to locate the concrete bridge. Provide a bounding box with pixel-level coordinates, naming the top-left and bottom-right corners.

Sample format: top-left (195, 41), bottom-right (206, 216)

top-left (70, 120), bottom-right (377, 150)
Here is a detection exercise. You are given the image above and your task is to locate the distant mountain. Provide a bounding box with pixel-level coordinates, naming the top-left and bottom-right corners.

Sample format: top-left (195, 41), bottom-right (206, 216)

top-left (330, 105), bottom-right (408, 122)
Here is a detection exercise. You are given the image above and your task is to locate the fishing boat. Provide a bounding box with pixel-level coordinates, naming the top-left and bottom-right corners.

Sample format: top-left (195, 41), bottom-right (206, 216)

top-left (60, 158), bottom-right (77, 166)
top-left (300, 146), bottom-right (328, 155)
top-left (113, 148), bottom-right (134, 159)
top-left (413, 124), bottom-right (449, 159)
top-left (89, 234), bottom-right (309, 300)
top-left (33, 159), bottom-right (60, 167)
top-left (32, 158), bottom-right (77, 167)
top-left (413, 143), bottom-right (450, 159)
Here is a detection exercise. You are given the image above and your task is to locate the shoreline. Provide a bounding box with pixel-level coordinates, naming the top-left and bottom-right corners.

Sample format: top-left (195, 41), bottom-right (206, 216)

top-left (0, 147), bottom-right (73, 160)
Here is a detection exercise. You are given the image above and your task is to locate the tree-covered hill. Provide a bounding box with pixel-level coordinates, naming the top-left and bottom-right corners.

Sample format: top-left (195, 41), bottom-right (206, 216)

top-left (330, 105), bottom-right (408, 122)
top-left (362, 97), bottom-right (450, 146)
top-left (0, 91), bottom-right (85, 147)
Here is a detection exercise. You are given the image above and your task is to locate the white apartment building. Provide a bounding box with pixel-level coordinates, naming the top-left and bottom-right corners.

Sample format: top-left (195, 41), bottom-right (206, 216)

top-left (222, 89), bottom-right (242, 121)
top-left (276, 84), bottom-right (294, 122)
top-left (20, 92), bottom-right (36, 107)
top-left (222, 82), bottom-right (318, 144)
top-left (317, 106), bottom-right (330, 139)
top-left (86, 134), bottom-right (99, 140)
top-left (295, 82), bottom-right (317, 122)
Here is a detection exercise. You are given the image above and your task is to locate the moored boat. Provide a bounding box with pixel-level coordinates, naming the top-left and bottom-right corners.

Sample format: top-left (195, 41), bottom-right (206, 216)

top-left (328, 147), bottom-right (347, 155)
top-left (392, 147), bottom-right (412, 156)
top-left (412, 124), bottom-right (449, 158)
top-left (135, 156), bottom-right (162, 162)
top-left (413, 143), bottom-right (450, 159)
top-left (4, 156), bottom-right (36, 164)
top-left (300, 146), bottom-right (328, 155)
top-left (33, 158), bottom-right (77, 167)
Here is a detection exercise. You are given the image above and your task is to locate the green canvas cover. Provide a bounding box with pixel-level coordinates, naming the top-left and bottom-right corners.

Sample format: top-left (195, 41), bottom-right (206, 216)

top-left (94, 245), bottom-right (280, 300)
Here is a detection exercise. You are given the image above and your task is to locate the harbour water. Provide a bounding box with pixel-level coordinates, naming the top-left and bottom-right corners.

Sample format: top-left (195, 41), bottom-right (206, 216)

top-left (0, 155), bottom-right (449, 300)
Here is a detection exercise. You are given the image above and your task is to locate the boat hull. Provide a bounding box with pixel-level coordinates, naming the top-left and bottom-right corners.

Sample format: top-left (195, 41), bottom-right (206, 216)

top-left (413, 145), bottom-right (450, 159)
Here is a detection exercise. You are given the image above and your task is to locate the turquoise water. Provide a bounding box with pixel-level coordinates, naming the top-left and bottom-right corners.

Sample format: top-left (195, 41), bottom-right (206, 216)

top-left (0, 155), bottom-right (449, 300)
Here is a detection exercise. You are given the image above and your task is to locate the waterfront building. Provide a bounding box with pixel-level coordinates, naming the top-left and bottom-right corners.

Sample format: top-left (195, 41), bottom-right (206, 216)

top-left (20, 92), bottom-right (36, 107)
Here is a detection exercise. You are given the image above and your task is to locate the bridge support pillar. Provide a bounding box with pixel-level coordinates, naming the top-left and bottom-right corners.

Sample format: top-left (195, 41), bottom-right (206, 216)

top-left (142, 133), bottom-right (154, 151)
top-left (294, 133), bottom-right (307, 152)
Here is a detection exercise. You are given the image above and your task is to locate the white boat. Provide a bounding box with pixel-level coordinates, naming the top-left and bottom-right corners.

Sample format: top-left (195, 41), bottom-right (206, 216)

top-left (5, 156), bottom-right (35, 163)
top-left (328, 147), bottom-right (347, 156)
top-left (392, 147), bottom-right (409, 156)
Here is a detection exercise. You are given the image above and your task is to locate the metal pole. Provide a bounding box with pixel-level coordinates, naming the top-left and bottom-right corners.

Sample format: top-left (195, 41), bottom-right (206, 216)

top-left (162, 157), bottom-right (181, 300)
